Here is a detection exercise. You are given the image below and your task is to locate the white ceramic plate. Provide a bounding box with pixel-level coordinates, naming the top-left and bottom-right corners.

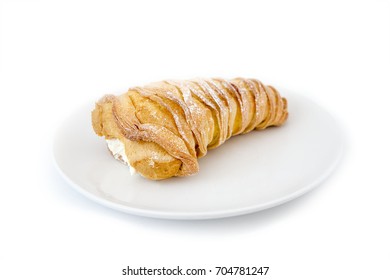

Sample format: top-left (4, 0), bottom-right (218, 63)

top-left (53, 91), bottom-right (343, 220)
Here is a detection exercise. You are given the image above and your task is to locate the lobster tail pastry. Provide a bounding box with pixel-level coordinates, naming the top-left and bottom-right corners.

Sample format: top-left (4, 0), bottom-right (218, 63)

top-left (92, 78), bottom-right (288, 180)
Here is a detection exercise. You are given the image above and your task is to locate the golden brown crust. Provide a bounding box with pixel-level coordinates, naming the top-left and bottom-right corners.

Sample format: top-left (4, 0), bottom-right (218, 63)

top-left (91, 78), bottom-right (288, 180)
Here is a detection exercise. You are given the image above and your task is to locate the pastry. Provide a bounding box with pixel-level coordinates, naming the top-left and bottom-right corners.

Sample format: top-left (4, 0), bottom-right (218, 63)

top-left (91, 78), bottom-right (288, 180)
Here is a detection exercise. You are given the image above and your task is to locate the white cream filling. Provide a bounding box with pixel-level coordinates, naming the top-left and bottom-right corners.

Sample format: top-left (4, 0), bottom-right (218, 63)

top-left (106, 138), bottom-right (136, 175)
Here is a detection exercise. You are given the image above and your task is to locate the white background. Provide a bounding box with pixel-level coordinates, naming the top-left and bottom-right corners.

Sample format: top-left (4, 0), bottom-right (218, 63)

top-left (1, 0), bottom-right (389, 279)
